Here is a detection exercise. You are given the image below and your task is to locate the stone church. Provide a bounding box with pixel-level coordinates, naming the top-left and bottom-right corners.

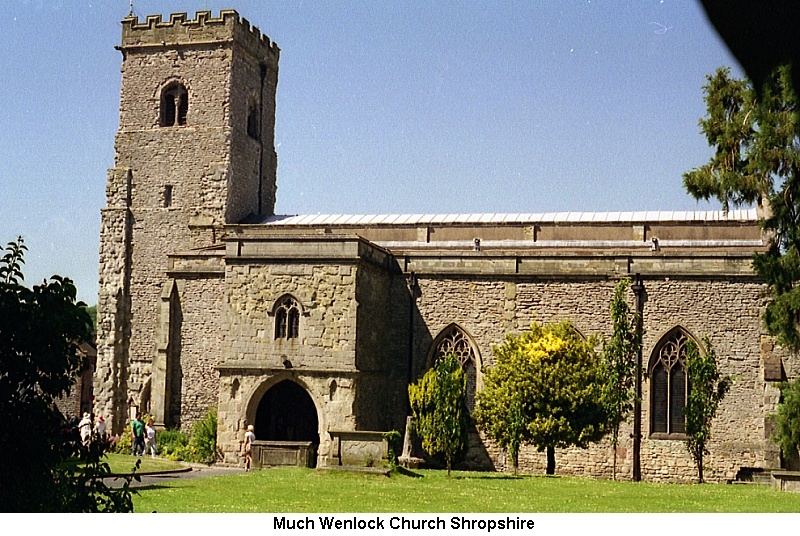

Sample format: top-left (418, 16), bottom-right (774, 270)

top-left (94, 10), bottom-right (797, 482)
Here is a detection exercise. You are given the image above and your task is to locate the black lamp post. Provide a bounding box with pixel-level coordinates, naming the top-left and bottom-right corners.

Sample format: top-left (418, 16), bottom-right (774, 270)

top-left (631, 273), bottom-right (645, 482)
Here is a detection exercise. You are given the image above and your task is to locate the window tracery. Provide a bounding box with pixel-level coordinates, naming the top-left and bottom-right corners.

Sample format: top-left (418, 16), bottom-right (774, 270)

top-left (274, 296), bottom-right (300, 340)
top-left (432, 325), bottom-right (479, 413)
top-left (650, 328), bottom-right (690, 436)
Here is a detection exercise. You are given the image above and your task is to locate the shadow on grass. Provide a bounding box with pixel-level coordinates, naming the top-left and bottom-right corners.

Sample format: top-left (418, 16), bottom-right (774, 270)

top-left (393, 467), bottom-right (424, 478)
top-left (451, 473), bottom-right (559, 481)
top-left (134, 484), bottom-right (174, 492)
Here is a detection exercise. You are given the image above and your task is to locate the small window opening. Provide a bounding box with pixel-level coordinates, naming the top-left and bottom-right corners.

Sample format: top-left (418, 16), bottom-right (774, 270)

top-left (164, 185), bottom-right (173, 208)
top-left (247, 105), bottom-right (260, 139)
top-left (160, 83), bottom-right (188, 127)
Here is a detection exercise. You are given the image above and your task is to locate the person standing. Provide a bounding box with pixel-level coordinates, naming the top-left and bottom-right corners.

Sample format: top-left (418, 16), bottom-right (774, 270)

top-left (243, 425), bottom-right (256, 471)
top-left (94, 415), bottom-right (107, 438)
top-left (78, 412), bottom-right (93, 445)
top-left (131, 413), bottom-right (145, 456)
top-left (144, 418), bottom-right (157, 458)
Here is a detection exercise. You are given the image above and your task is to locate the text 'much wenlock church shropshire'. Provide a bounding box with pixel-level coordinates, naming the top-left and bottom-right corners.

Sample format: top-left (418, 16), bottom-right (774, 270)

top-left (93, 9), bottom-right (798, 482)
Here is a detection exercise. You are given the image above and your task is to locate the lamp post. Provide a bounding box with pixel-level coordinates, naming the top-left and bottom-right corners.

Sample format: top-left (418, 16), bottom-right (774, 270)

top-left (631, 273), bottom-right (645, 482)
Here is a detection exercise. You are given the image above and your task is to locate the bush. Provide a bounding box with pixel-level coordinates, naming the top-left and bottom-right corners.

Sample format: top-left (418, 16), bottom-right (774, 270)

top-left (188, 408), bottom-right (218, 464)
top-left (152, 409), bottom-right (217, 463)
top-left (157, 429), bottom-right (190, 460)
top-left (111, 426), bottom-right (132, 455)
top-left (382, 430), bottom-right (402, 468)
top-left (772, 378), bottom-right (800, 463)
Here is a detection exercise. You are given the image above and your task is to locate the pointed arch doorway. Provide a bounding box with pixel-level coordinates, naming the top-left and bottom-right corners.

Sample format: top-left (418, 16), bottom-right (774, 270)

top-left (255, 379), bottom-right (320, 452)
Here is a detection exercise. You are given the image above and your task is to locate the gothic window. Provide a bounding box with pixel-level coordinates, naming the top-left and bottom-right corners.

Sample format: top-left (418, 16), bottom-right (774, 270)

top-left (274, 296), bottom-right (300, 340)
top-left (650, 328), bottom-right (691, 437)
top-left (160, 82), bottom-right (188, 127)
top-left (431, 324), bottom-right (479, 413)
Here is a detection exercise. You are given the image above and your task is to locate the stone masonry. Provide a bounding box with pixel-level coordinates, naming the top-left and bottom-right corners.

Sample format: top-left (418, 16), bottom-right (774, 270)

top-left (96, 10), bottom-right (798, 480)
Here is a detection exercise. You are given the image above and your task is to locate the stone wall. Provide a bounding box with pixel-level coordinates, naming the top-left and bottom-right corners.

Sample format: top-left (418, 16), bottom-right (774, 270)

top-left (408, 274), bottom-right (789, 482)
top-left (96, 10), bottom-right (279, 433)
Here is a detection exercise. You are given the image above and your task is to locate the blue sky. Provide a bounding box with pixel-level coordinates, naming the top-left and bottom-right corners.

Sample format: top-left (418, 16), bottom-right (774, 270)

top-left (0, 1), bottom-right (743, 304)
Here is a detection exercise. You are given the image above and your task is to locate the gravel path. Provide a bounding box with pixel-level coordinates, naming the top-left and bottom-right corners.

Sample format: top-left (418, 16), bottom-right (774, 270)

top-left (104, 464), bottom-right (244, 489)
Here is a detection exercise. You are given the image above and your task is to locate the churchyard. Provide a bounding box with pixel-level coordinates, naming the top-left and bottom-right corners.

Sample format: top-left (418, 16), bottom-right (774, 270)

top-left (129, 466), bottom-right (800, 513)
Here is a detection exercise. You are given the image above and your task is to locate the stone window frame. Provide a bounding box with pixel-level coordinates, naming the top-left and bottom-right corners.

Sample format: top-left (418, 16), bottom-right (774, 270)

top-left (426, 323), bottom-right (482, 413)
top-left (648, 326), bottom-right (696, 440)
top-left (159, 80), bottom-right (188, 127)
top-left (271, 294), bottom-right (302, 340)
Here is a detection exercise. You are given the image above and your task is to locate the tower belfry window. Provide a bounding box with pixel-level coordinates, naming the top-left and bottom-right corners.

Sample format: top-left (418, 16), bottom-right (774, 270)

top-left (160, 83), bottom-right (188, 127)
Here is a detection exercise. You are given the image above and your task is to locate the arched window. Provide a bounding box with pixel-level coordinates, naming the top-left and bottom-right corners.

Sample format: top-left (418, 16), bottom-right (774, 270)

top-left (274, 296), bottom-right (300, 340)
top-left (160, 82), bottom-right (188, 127)
top-left (650, 328), bottom-right (691, 437)
top-left (431, 324), bottom-right (479, 413)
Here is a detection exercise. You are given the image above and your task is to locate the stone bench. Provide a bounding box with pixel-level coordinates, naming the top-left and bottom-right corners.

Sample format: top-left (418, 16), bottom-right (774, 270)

top-left (771, 471), bottom-right (800, 492)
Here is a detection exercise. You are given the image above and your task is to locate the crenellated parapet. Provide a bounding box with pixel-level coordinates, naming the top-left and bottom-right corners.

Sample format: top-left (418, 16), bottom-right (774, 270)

top-left (120, 9), bottom-right (279, 64)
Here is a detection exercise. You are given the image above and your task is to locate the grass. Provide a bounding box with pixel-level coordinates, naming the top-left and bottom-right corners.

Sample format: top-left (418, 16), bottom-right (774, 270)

top-left (132, 467), bottom-right (800, 513)
top-left (103, 453), bottom-right (186, 474)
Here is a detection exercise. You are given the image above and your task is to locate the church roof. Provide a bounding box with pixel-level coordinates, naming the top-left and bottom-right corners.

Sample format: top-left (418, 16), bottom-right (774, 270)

top-left (258, 208), bottom-right (757, 226)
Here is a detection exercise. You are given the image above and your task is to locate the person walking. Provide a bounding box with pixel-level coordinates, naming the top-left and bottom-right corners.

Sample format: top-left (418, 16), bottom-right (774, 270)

top-left (243, 425), bottom-right (256, 471)
top-left (131, 413), bottom-right (145, 456)
top-left (144, 418), bottom-right (157, 458)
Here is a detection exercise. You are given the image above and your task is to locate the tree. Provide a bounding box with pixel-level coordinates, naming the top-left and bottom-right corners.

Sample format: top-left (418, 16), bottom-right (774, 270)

top-left (600, 279), bottom-right (641, 480)
top-left (474, 358), bottom-right (527, 475)
top-left (408, 353), bottom-right (468, 476)
top-left (476, 320), bottom-right (607, 476)
top-left (684, 65), bottom-right (800, 351)
top-left (771, 378), bottom-right (800, 465)
top-left (0, 237), bottom-right (137, 511)
top-left (684, 337), bottom-right (731, 484)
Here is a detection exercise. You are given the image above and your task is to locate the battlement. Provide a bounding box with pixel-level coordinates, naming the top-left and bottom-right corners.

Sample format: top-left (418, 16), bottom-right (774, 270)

top-left (120, 9), bottom-right (279, 62)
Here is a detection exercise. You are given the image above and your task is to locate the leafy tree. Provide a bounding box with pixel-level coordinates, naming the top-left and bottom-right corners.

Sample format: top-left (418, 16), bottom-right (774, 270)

top-left (771, 378), bottom-right (800, 465)
top-left (474, 366), bottom-right (527, 475)
top-left (84, 304), bottom-right (98, 333)
top-left (0, 237), bottom-right (137, 511)
top-left (600, 279), bottom-right (641, 480)
top-left (408, 353), bottom-right (468, 476)
top-left (684, 337), bottom-right (731, 484)
top-left (477, 320), bottom-right (607, 475)
top-left (684, 65), bottom-right (800, 351)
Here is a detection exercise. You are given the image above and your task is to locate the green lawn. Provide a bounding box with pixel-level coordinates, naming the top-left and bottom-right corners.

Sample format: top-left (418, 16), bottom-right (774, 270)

top-left (132, 467), bottom-right (800, 513)
top-left (104, 453), bottom-right (186, 474)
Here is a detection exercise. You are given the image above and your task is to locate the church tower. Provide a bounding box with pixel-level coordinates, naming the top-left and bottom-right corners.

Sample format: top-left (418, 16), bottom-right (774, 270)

top-left (95, 11), bottom-right (279, 431)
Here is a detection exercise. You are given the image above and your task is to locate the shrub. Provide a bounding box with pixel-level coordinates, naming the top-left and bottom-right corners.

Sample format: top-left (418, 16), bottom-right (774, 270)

top-left (157, 429), bottom-right (190, 460)
top-left (188, 409), bottom-right (218, 464)
top-left (111, 426), bottom-right (132, 455)
top-left (382, 430), bottom-right (402, 468)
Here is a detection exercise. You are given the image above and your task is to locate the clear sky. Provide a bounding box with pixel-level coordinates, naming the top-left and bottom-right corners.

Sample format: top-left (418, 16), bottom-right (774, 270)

top-left (0, 0), bottom-right (744, 304)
